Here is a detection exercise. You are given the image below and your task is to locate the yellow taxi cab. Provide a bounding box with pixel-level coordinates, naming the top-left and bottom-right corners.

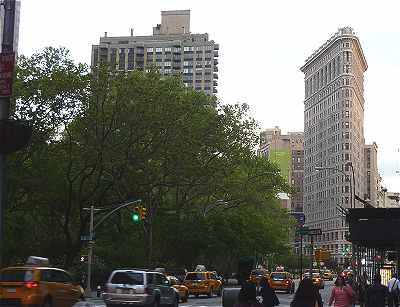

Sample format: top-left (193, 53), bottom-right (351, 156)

top-left (167, 275), bottom-right (189, 302)
top-left (322, 270), bottom-right (334, 281)
top-left (249, 268), bottom-right (269, 286)
top-left (269, 271), bottom-right (295, 294)
top-left (183, 271), bottom-right (222, 297)
top-left (303, 271), bottom-right (324, 289)
top-left (0, 256), bottom-right (84, 307)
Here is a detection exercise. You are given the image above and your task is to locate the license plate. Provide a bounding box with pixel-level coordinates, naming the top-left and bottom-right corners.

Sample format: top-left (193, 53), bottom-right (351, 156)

top-left (6, 288), bottom-right (16, 293)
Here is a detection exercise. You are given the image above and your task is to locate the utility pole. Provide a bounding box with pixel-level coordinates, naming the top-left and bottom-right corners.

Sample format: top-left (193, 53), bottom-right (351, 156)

top-left (83, 199), bottom-right (142, 297)
top-left (85, 205), bottom-right (95, 297)
top-left (0, 0), bottom-right (16, 268)
top-left (310, 235), bottom-right (314, 273)
top-left (300, 234), bottom-right (303, 280)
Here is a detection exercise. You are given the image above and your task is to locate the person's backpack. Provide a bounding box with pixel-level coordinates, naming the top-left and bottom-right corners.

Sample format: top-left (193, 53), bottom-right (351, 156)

top-left (391, 279), bottom-right (400, 297)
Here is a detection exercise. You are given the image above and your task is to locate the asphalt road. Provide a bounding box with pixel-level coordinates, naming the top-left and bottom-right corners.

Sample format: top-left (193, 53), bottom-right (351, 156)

top-left (77, 281), bottom-right (337, 307)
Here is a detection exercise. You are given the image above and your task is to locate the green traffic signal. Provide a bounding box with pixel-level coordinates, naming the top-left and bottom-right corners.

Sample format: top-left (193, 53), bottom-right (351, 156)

top-left (132, 212), bottom-right (140, 223)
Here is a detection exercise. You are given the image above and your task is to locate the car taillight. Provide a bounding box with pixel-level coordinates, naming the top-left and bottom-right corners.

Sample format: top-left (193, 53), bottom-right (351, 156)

top-left (25, 281), bottom-right (39, 289)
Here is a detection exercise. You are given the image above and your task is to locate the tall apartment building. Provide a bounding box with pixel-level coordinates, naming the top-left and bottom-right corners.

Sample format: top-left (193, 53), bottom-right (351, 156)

top-left (300, 27), bottom-right (368, 263)
top-left (364, 143), bottom-right (379, 206)
top-left (91, 10), bottom-right (219, 96)
top-left (259, 126), bottom-right (304, 213)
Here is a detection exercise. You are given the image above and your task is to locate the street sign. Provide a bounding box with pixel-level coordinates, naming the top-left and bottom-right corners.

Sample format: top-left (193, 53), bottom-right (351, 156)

top-left (307, 228), bottom-right (322, 236)
top-left (315, 249), bottom-right (330, 262)
top-left (80, 234), bottom-right (95, 241)
top-left (0, 52), bottom-right (15, 97)
top-left (296, 226), bottom-right (310, 236)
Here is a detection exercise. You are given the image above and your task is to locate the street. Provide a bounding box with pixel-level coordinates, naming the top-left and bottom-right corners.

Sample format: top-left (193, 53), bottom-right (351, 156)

top-left (79, 281), bottom-right (336, 307)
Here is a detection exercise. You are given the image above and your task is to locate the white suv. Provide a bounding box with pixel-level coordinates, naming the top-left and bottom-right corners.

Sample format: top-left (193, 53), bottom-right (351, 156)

top-left (103, 269), bottom-right (179, 307)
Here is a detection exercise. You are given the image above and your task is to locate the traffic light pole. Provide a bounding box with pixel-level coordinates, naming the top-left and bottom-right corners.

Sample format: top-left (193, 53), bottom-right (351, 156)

top-left (300, 234), bottom-right (303, 280)
top-left (310, 235), bottom-right (314, 274)
top-left (85, 205), bottom-right (95, 297)
top-left (0, 0), bottom-right (16, 269)
top-left (83, 199), bottom-right (142, 297)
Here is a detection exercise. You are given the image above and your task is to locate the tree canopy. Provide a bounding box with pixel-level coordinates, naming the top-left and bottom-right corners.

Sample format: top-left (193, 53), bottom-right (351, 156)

top-left (5, 47), bottom-right (294, 275)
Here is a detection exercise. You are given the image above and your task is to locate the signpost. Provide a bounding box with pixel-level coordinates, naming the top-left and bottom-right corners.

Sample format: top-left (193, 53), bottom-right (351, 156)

top-left (296, 227), bottom-right (322, 279)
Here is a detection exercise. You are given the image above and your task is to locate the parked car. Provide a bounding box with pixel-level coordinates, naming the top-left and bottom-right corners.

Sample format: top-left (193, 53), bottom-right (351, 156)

top-left (0, 256), bottom-right (84, 307)
top-left (167, 275), bottom-right (189, 302)
top-left (183, 271), bottom-right (222, 297)
top-left (103, 269), bottom-right (179, 307)
top-left (269, 271), bottom-right (295, 294)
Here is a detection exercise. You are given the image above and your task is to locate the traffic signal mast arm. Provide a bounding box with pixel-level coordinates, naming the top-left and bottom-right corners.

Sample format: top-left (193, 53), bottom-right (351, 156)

top-left (93, 199), bottom-right (142, 231)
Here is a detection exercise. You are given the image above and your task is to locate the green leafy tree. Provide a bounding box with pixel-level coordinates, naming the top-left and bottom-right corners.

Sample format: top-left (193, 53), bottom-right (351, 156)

top-left (5, 47), bottom-right (294, 272)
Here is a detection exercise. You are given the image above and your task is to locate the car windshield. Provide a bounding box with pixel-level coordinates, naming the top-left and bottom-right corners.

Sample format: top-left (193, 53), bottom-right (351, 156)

top-left (251, 270), bottom-right (266, 276)
top-left (167, 276), bottom-right (180, 285)
top-left (0, 269), bottom-right (34, 282)
top-left (111, 272), bottom-right (144, 285)
top-left (271, 273), bottom-right (286, 280)
top-left (313, 273), bottom-right (320, 277)
top-left (185, 273), bottom-right (205, 280)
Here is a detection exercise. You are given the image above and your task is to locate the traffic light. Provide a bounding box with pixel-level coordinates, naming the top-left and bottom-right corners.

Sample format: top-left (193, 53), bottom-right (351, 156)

top-left (140, 207), bottom-right (147, 220)
top-left (315, 249), bottom-right (321, 261)
top-left (132, 206), bottom-right (140, 223)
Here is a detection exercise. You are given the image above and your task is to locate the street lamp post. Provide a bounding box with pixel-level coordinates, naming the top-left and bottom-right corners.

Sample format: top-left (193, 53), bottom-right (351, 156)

top-left (83, 199), bottom-right (142, 297)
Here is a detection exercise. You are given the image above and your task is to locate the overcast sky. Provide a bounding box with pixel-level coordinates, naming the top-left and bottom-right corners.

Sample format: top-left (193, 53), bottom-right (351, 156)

top-left (18, 0), bottom-right (400, 191)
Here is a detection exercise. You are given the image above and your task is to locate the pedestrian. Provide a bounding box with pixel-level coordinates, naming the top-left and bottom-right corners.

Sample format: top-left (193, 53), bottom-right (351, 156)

top-left (357, 272), bottom-right (369, 307)
top-left (328, 275), bottom-right (355, 307)
top-left (345, 274), bottom-right (357, 307)
top-left (259, 277), bottom-right (279, 307)
top-left (234, 281), bottom-right (264, 307)
top-left (365, 274), bottom-right (387, 307)
top-left (290, 278), bottom-right (323, 307)
top-left (387, 273), bottom-right (400, 307)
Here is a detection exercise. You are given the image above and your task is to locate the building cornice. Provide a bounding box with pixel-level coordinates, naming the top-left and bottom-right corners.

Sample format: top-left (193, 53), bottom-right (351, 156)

top-left (300, 27), bottom-right (368, 73)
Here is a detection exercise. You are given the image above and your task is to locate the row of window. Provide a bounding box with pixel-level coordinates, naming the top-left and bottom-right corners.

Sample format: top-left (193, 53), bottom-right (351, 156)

top-left (145, 45), bottom-right (215, 53)
top-left (305, 41), bottom-right (349, 76)
top-left (304, 77), bottom-right (350, 111)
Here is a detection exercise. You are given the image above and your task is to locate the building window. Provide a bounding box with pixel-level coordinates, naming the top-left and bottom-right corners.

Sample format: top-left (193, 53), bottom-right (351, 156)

top-left (164, 47), bottom-right (172, 53)
top-left (155, 47), bottom-right (163, 53)
top-left (147, 47), bottom-right (154, 52)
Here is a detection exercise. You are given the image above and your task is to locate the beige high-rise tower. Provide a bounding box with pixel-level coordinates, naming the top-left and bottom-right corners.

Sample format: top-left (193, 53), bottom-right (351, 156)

top-left (300, 27), bottom-right (368, 263)
top-left (91, 10), bottom-right (219, 96)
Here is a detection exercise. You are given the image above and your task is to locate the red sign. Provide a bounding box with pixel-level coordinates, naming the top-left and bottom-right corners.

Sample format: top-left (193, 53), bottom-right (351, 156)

top-left (0, 52), bottom-right (15, 97)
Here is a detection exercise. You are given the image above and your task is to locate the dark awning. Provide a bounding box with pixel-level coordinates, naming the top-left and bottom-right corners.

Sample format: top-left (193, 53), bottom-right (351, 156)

top-left (347, 208), bottom-right (400, 249)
